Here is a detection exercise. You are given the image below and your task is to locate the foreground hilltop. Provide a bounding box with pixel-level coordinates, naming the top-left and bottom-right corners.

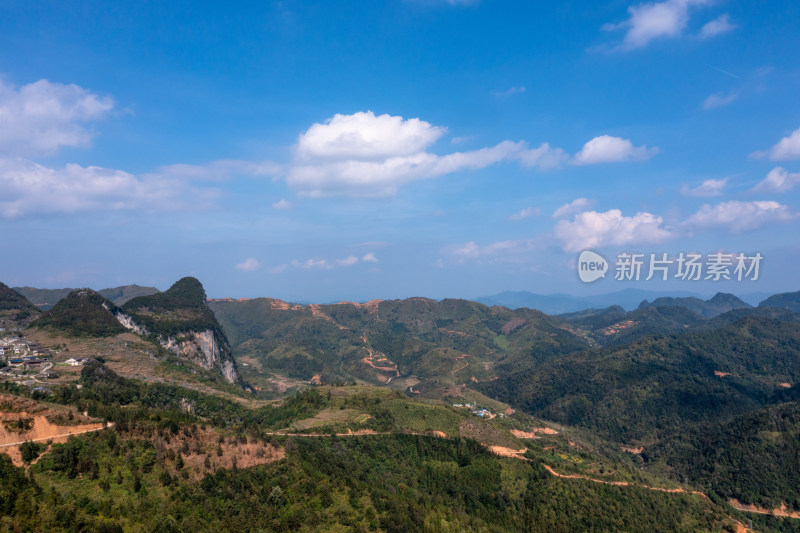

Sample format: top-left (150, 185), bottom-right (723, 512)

top-left (32, 289), bottom-right (125, 338)
top-left (27, 278), bottom-right (239, 386)
top-left (120, 277), bottom-right (240, 385)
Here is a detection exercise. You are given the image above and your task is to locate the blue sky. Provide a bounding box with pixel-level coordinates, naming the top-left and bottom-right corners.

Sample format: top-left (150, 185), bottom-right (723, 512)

top-left (1, 0), bottom-right (799, 302)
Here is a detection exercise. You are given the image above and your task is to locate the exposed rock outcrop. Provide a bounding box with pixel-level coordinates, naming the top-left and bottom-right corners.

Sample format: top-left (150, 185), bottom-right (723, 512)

top-left (116, 277), bottom-right (240, 385)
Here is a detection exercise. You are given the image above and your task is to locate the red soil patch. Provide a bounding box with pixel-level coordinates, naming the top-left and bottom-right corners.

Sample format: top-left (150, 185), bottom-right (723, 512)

top-left (714, 370), bottom-right (733, 377)
top-left (601, 320), bottom-right (639, 335)
top-left (360, 334), bottom-right (400, 378)
top-left (728, 499), bottom-right (800, 519)
top-left (779, 382), bottom-right (791, 388)
top-left (453, 361), bottom-right (470, 374)
top-left (543, 464), bottom-right (709, 499)
top-left (152, 428), bottom-right (284, 479)
top-left (621, 445), bottom-right (644, 454)
top-left (267, 376), bottom-right (294, 393)
top-left (487, 445), bottom-right (529, 459)
top-left (510, 430), bottom-right (540, 439)
top-left (342, 428), bottom-right (378, 436)
top-left (0, 409), bottom-right (110, 467)
top-left (500, 318), bottom-right (526, 335)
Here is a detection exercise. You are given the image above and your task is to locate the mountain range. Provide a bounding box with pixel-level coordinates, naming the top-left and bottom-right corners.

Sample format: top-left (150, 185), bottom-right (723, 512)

top-left (477, 288), bottom-right (772, 314)
top-left (4, 279), bottom-right (800, 526)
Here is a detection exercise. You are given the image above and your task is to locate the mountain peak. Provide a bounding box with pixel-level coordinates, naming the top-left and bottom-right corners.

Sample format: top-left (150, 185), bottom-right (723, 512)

top-left (32, 289), bottom-right (125, 338)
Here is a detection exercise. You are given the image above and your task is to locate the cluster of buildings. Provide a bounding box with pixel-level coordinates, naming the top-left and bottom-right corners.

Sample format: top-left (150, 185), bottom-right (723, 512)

top-left (0, 337), bottom-right (52, 369)
top-left (452, 402), bottom-right (501, 419)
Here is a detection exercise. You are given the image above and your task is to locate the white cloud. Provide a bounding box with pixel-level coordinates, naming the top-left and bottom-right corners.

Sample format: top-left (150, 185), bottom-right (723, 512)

top-left (286, 111), bottom-right (568, 197)
top-left (288, 255), bottom-right (361, 270)
top-left (0, 157), bottom-right (217, 218)
top-left (553, 198), bottom-right (595, 218)
top-left (288, 140), bottom-right (525, 197)
top-left (573, 135), bottom-right (658, 165)
top-left (336, 255), bottom-right (359, 267)
top-left (492, 86), bottom-right (526, 98)
top-left (703, 91), bottom-right (736, 109)
top-left (236, 258), bottom-right (261, 272)
top-left (272, 198), bottom-right (292, 210)
top-left (296, 111), bottom-right (445, 161)
top-left (0, 78), bottom-right (113, 156)
top-left (517, 142), bottom-right (569, 169)
top-left (680, 177), bottom-right (727, 197)
top-left (554, 209), bottom-right (673, 252)
top-left (604, 0), bottom-right (711, 50)
top-left (509, 207), bottom-right (540, 220)
top-left (699, 14), bottom-right (735, 39)
top-left (753, 127), bottom-right (800, 161)
top-left (362, 252), bottom-right (379, 263)
top-left (753, 167), bottom-right (800, 193)
top-left (445, 239), bottom-right (534, 263)
top-left (685, 200), bottom-right (796, 232)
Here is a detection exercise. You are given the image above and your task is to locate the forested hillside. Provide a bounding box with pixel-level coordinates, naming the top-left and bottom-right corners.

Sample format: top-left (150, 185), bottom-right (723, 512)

top-left (0, 365), bottom-right (748, 532)
top-left (208, 297), bottom-right (590, 393)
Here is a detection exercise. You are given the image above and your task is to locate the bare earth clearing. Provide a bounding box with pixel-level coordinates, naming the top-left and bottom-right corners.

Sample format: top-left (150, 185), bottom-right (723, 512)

top-left (0, 395), bottom-right (110, 466)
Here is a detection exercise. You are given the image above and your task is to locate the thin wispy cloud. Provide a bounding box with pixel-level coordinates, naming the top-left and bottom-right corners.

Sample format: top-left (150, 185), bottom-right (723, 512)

top-left (753, 167), bottom-right (800, 193)
top-left (699, 14), bottom-right (736, 39)
top-left (685, 200), bottom-right (796, 232)
top-left (552, 198), bottom-right (595, 218)
top-left (603, 0), bottom-right (712, 51)
top-left (271, 252), bottom-right (377, 273)
top-left (703, 92), bottom-right (736, 110)
top-left (752, 127), bottom-right (800, 161)
top-left (708, 65), bottom-right (739, 79)
top-left (236, 258), bottom-right (261, 272)
top-left (146, 160), bottom-right (281, 182)
top-left (492, 86), bottom-right (526, 98)
top-left (509, 207), bottom-right (540, 220)
top-left (444, 239), bottom-right (536, 264)
top-left (680, 178), bottom-right (727, 197)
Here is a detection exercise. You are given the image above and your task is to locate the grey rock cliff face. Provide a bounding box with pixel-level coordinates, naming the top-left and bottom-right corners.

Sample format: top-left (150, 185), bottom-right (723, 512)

top-left (161, 329), bottom-right (239, 384)
top-left (113, 313), bottom-right (239, 385)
